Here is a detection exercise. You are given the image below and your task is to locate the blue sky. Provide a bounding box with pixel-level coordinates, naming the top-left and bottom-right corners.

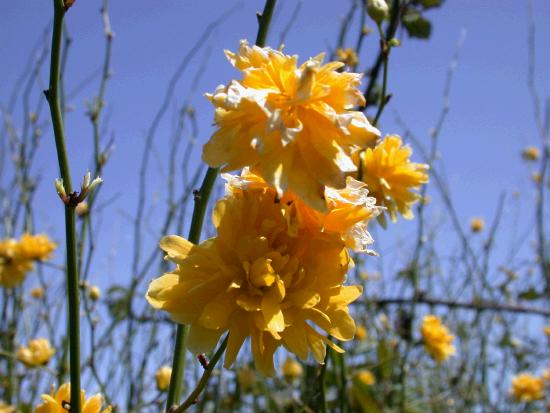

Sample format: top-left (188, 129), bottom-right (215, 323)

top-left (2, 0), bottom-right (550, 294)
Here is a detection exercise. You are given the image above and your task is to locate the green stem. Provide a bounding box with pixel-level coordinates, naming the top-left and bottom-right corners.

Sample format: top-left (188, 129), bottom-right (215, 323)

top-left (318, 353), bottom-right (328, 413)
top-left (173, 335), bottom-right (229, 413)
top-left (45, 1), bottom-right (81, 412)
top-left (164, 1), bottom-right (277, 410)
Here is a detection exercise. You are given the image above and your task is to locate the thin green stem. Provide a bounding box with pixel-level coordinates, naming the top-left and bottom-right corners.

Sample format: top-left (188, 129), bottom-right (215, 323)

top-left (173, 335), bottom-right (229, 413)
top-left (318, 352), bottom-right (329, 413)
top-left (45, 0), bottom-right (81, 412)
top-left (164, 1), bottom-right (277, 410)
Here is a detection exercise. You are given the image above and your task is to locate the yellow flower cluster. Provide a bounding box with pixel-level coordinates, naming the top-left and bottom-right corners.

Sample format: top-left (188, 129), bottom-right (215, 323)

top-left (17, 338), bottom-right (55, 367)
top-left (420, 315), bottom-right (456, 362)
top-left (0, 234), bottom-right (56, 288)
top-left (510, 373), bottom-right (545, 402)
top-left (147, 42), bottom-right (428, 375)
top-left (36, 383), bottom-right (111, 413)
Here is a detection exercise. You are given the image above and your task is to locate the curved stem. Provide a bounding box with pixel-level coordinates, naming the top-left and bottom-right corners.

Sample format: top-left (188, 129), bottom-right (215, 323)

top-left (45, 1), bottom-right (81, 412)
top-left (173, 335), bottom-right (229, 413)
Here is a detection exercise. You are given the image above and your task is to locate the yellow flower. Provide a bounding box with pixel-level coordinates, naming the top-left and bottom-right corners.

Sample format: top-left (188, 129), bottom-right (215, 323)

top-left (203, 40), bottom-right (380, 211)
top-left (335, 48), bottom-right (359, 68)
top-left (281, 358), bottom-right (303, 382)
top-left (0, 234), bottom-right (57, 288)
top-left (542, 368), bottom-right (550, 382)
top-left (0, 402), bottom-right (16, 413)
top-left (89, 285), bottom-right (101, 301)
top-left (470, 217), bottom-right (485, 233)
top-left (544, 326), bottom-right (550, 336)
top-left (147, 184), bottom-right (362, 375)
top-left (17, 338), bottom-right (55, 367)
top-left (510, 373), bottom-right (545, 402)
top-left (355, 325), bottom-right (368, 341)
top-left (224, 169), bottom-right (382, 253)
top-left (155, 366), bottom-right (172, 392)
top-left (17, 234), bottom-right (56, 261)
top-left (355, 369), bottom-right (375, 386)
top-left (420, 315), bottom-right (456, 362)
top-left (30, 286), bottom-right (45, 298)
top-left (357, 135), bottom-right (428, 222)
top-left (35, 383), bottom-right (111, 413)
top-left (522, 146), bottom-right (540, 161)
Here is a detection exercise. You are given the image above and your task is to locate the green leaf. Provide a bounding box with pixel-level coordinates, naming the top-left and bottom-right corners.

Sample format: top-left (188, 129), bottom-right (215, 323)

top-left (420, 0), bottom-right (443, 9)
top-left (518, 287), bottom-right (540, 301)
top-left (403, 13), bottom-right (432, 39)
top-left (376, 338), bottom-right (393, 381)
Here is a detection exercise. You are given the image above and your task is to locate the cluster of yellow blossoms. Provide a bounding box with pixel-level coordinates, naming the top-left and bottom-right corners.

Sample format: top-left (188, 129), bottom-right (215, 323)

top-left (17, 338), bottom-right (55, 367)
top-left (35, 384), bottom-right (111, 413)
top-left (0, 233), bottom-right (56, 288)
top-left (509, 373), bottom-right (545, 403)
top-left (420, 315), bottom-right (456, 362)
top-left (147, 41), bottom-right (428, 375)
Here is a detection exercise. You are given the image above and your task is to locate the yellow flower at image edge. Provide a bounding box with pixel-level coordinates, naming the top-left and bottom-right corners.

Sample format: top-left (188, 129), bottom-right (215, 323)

top-left (17, 338), bottom-right (55, 367)
top-left (35, 383), bottom-right (111, 413)
top-left (203, 40), bottom-right (380, 211)
top-left (0, 233), bottom-right (57, 288)
top-left (147, 184), bottom-right (362, 375)
top-left (358, 135), bottom-right (428, 223)
top-left (510, 373), bottom-right (544, 402)
top-left (420, 315), bottom-right (456, 362)
top-left (0, 402), bottom-right (16, 413)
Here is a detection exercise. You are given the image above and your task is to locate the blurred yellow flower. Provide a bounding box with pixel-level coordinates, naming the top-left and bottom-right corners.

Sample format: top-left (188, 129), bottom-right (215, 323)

top-left (203, 40), bottom-right (380, 211)
top-left (155, 366), bottom-right (172, 392)
top-left (35, 383), bottom-right (111, 413)
top-left (470, 217), bottom-right (485, 233)
top-left (542, 368), bottom-right (550, 382)
top-left (355, 325), bottom-right (368, 341)
top-left (355, 370), bottom-right (375, 385)
top-left (420, 315), bottom-right (456, 362)
top-left (544, 326), bottom-right (550, 336)
top-left (282, 358), bottom-right (303, 382)
top-left (17, 338), bottom-right (55, 367)
top-left (224, 169), bottom-right (382, 253)
top-left (510, 373), bottom-right (544, 402)
top-left (0, 402), bottom-right (16, 413)
top-left (147, 184), bottom-right (361, 375)
top-left (89, 285), bottom-right (101, 301)
top-left (30, 286), bottom-right (45, 298)
top-left (522, 146), bottom-right (540, 161)
top-left (17, 234), bottom-right (56, 261)
top-left (357, 135), bottom-right (428, 222)
top-left (335, 47), bottom-right (359, 68)
top-left (0, 234), bottom-right (56, 288)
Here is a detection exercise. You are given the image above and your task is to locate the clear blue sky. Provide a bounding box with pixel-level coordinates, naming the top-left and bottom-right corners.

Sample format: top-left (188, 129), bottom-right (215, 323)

top-left (2, 0), bottom-right (550, 297)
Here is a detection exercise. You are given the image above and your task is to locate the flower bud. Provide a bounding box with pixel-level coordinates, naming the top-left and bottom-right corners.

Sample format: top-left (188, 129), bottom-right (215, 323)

top-left (89, 285), bottom-right (101, 301)
top-left (281, 358), bottom-right (303, 383)
top-left (367, 0), bottom-right (388, 25)
top-left (155, 366), bottom-right (172, 392)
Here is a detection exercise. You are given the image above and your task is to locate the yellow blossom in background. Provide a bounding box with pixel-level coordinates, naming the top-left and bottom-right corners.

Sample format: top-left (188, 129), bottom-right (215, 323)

top-left (420, 315), bottom-right (456, 362)
top-left (355, 370), bottom-right (375, 386)
top-left (357, 135), bottom-right (428, 223)
top-left (542, 368), bottom-right (550, 382)
top-left (510, 373), bottom-right (544, 403)
top-left (203, 40), bottom-right (380, 211)
top-left (17, 338), bottom-right (55, 367)
top-left (470, 217), bottom-right (485, 233)
top-left (147, 185), bottom-right (362, 375)
top-left (282, 358), bottom-right (303, 382)
top-left (522, 146), bottom-right (540, 161)
top-left (155, 366), bottom-right (172, 392)
top-left (35, 383), bottom-right (111, 413)
top-left (89, 285), bottom-right (101, 301)
top-left (545, 326), bottom-right (550, 336)
top-left (335, 47), bottom-right (359, 68)
top-left (30, 286), bottom-right (45, 298)
top-left (532, 172), bottom-right (542, 184)
top-left (224, 169), bottom-right (382, 253)
top-left (0, 402), bottom-right (16, 413)
top-left (17, 234), bottom-right (56, 261)
top-left (0, 234), bottom-right (57, 288)
top-left (355, 325), bottom-right (368, 341)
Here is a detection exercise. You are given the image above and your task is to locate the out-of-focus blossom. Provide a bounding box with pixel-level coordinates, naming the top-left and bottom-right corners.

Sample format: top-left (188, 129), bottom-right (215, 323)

top-left (355, 325), bottom-right (368, 341)
top-left (355, 370), bottom-right (376, 386)
top-left (17, 338), bottom-right (55, 367)
top-left (470, 217), bottom-right (485, 233)
top-left (510, 373), bottom-right (544, 402)
top-left (281, 358), bottom-right (303, 382)
top-left (35, 383), bottom-right (111, 413)
top-left (336, 48), bottom-right (359, 68)
top-left (522, 146), bottom-right (540, 161)
top-left (155, 366), bottom-right (172, 392)
top-left (420, 315), bottom-right (456, 362)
